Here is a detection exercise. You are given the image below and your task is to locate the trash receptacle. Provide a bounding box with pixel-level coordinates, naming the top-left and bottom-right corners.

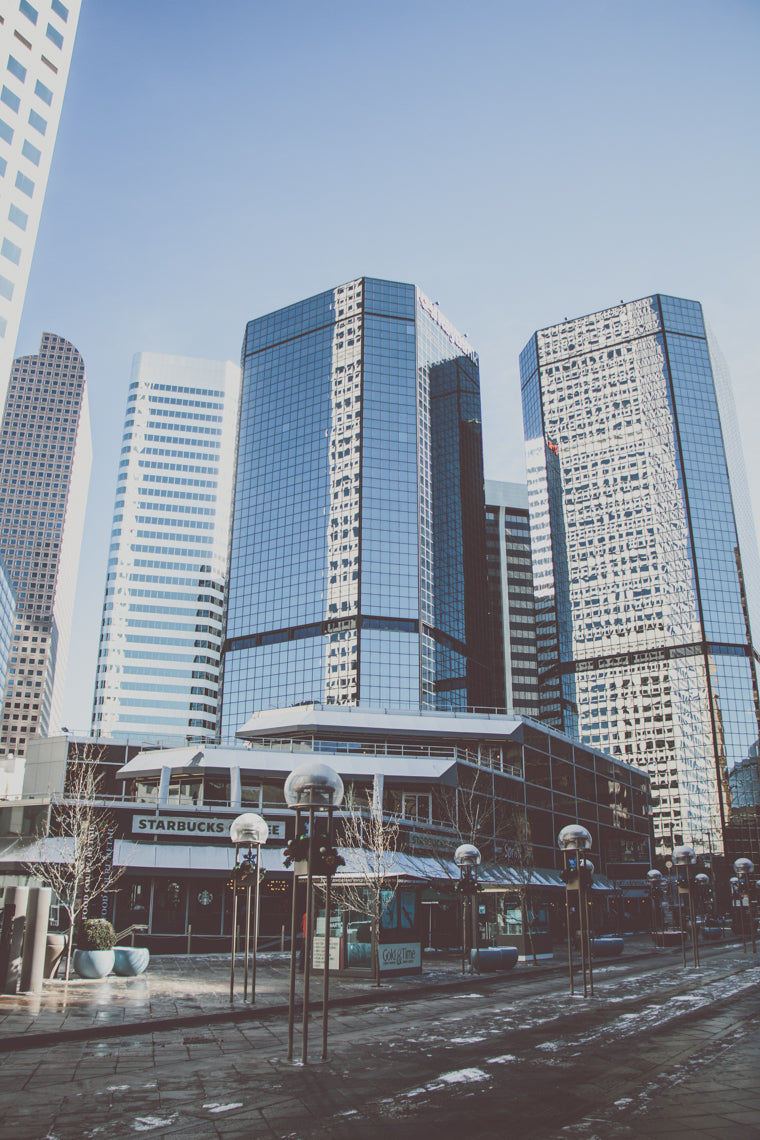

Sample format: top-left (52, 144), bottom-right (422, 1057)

top-left (44, 933), bottom-right (66, 979)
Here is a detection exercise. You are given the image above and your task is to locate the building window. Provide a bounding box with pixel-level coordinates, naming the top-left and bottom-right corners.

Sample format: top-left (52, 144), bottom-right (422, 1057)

top-left (15, 170), bottom-right (33, 196)
top-left (19, 1), bottom-right (38, 27)
top-left (45, 23), bottom-right (63, 49)
top-left (28, 108), bottom-right (46, 135)
top-left (401, 792), bottom-right (432, 824)
top-left (21, 138), bottom-right (40, 165)
top-left (51, 0), bottom-right (68, 21)
top-left (34, 79), bottom-right (52, 105)
top-left (1, 86), bottom-right (20, 113)
top-left (1, 238), bottom-right (21, 265)
top-left (7, 56), bottom-right (27, 82)
top-left (7, 203), bottom-right (26, 229)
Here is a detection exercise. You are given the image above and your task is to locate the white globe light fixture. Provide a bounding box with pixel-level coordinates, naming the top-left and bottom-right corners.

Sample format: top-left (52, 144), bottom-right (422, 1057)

top-left (284, 761), bottom-right (344, 808)
top-left (230, 813), bottom-right (269, 847)
top-left (557, 824), bottom-right (593, 851)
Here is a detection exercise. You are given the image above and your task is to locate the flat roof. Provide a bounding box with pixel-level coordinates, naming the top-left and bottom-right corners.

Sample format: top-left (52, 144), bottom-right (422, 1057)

top-left (116, 746), bottom-right (459, 783)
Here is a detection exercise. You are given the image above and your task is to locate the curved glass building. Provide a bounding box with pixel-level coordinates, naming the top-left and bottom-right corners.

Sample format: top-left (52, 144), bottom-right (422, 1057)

top-left (220, 277), bottom-right (490, 740)
top-left (520, 295), bottom-right (760, 857)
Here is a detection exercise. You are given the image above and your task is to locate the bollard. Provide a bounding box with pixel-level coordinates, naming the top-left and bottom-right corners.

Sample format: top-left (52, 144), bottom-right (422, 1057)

top-left (0, 886), bottom-right (29, 994)
top-left (20, 887), bottom-right (52, 994)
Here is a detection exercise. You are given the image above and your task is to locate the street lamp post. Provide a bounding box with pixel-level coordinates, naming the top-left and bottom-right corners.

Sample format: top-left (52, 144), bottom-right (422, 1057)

top-left (558, 824), bottom-right (593, 997)
top-left (454, 844), bottom-right (481, 974)
top-left (694, 872), bottom-right (710, 927)
top-left (646, 869), bottom-right (664, 947)
top-left (229, 813), bottom-right (269, 1004)
top-left (673, 844), bottom-right (699, 967)
top-left (283, 761), bottom-right (344, 1064)
top-left (733, 857), bottom-right (756, 954)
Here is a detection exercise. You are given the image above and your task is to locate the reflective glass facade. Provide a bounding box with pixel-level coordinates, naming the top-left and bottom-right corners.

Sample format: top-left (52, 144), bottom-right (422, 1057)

top-left (92, 354), bottom-right (240, 743)
top-left (520, 295), bottom-right (760, 856)
top-left (221, 278), bottom-right (489, 739)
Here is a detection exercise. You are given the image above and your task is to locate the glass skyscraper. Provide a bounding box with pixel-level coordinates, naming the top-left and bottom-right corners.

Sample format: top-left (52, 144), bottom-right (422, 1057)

top-left (484, 480), bottom-right (539, 718)
top-left (220, 277), bottom-right (490, 740)
top-left (520, 295), bottom-right (760, 857)
top-left (0, 0), bottom-right (81, 408)
top-left (0, 332), bottom-right (90, 755)
top-left (92, 353), bottom-right (240, 744)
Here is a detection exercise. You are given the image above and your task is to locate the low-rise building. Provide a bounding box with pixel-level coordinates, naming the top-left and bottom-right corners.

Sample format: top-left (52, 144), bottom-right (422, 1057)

top-left (0, 707), bottom-right (653, 951)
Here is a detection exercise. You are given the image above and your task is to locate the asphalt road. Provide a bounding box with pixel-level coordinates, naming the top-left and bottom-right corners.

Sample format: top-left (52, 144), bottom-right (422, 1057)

top-left (1, 951), bottom-right (759, 1139)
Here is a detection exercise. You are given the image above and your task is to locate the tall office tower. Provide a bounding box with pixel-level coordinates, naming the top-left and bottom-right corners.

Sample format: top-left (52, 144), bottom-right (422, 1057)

top-left (520, 295), bottom-right (760, 857)
top-left (0, 555), bottom-right (15, 694)
top-left (0, 0), bottom-right (81, 409)
top-left (0, 332), bottom-right (90, 755)
top-left (220, 277), bottom-right (490, 740)
top-left (92, 354), bottom-right (240, 744)
top-left (484, 480), bottom-right (539, 718)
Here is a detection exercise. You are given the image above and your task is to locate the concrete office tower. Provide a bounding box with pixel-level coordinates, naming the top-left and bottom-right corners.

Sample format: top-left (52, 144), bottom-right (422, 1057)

top-left (520, 295), bottom-right (760, 857)
top-left (92, 354), bottom-right (240, 744)
top-left (0, 332), bottom-right (90, 755)
top-left (484, 480), bottom-right (539, 718)
top-left (0, 556), bottom-right (15, 696)
top-left (0, 0), bottom-right (81, 409)
top-left (220, 277), bottom-right (490, 740)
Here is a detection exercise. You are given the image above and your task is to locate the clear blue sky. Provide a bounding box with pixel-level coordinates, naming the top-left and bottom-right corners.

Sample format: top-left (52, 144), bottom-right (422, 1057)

top-left (15, 0), bottom-right (760, 730)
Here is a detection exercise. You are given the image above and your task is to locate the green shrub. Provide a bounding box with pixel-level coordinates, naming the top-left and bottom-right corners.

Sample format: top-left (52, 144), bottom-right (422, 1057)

top-left (79, 919), bottom-right (117, 951)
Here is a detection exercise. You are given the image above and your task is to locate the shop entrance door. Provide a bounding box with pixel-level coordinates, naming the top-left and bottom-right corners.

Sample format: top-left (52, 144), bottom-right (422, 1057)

top-left (189, 881), bottom-right (223, 936)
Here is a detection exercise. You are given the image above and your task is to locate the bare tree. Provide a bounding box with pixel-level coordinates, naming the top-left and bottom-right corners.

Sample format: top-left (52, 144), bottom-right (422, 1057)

top-left (24, 752), bottom-right (123, 980)
top-left (332, 785), bottom-right (400, 986)
top-left (502, 811), bottom-right (540, 965)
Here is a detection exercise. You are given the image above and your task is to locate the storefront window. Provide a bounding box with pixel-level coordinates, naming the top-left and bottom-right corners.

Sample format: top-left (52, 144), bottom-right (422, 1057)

top-left (167, 778), bottom-right (201, 806)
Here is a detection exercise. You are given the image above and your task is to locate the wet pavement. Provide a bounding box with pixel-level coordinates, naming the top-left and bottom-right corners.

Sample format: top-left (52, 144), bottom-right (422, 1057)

top-left (0, 938), bottom-right (757, 1137)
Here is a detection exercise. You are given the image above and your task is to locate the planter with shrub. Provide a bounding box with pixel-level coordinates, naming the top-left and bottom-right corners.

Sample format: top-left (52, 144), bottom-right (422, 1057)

top-left (73, 919), bottom-right (116, 979)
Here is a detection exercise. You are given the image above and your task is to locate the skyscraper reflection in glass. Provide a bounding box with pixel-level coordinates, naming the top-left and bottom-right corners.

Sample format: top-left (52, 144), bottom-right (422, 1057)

top-left (520, 295), bottom-right (760, 857)
top-left (221, 278), bottom-right (489, 739)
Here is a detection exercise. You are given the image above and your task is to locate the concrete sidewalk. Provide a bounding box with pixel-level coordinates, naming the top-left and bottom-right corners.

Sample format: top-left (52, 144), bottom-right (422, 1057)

top-left (0, 934), bottom-right (740, 1052)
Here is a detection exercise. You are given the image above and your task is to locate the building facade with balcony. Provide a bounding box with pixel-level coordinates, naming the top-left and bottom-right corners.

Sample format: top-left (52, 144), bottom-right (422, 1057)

top-left (1, 708), bottom-right (653, 950)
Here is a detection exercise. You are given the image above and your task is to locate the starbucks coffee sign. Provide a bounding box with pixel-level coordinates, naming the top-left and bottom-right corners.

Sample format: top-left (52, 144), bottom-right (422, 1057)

top-left (131, 814), bottom-right (285, 839)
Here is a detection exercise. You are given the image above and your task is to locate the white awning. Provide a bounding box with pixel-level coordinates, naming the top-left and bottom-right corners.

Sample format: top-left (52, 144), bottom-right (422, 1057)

top-left (116, 746), bottom-right (458, 783)
top-left (112, 839), bottom-right (289, 873)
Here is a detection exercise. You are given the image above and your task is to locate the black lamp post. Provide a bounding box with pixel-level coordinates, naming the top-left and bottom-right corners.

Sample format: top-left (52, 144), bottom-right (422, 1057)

top-left (673, 844), bottom-right (699, 967)
top-left (558, 824), bottom-right (593, 996)
top-left (646, 869), bottom-right (664, 947)
top-left (733, 857), bottom-right (756, 954)
top-left (283, 760), bottom-right (344, 1064)
top-left (229, 813), bottom-right (268, 1004)
top-left (455, 843), bottom-right (481, 974)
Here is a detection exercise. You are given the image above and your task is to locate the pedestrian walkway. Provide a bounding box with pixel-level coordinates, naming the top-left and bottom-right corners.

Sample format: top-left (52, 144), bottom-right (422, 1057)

top-left (0, 934), bottom-right (746, 1052)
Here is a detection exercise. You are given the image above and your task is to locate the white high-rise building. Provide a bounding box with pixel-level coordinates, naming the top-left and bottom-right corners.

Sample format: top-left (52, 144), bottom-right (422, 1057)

top-left (92, 354), bottom-right (240, 744)
top-left (0, 0), bottom-right (81, 409)
top-left (0, 331), bottom-right (91, 755)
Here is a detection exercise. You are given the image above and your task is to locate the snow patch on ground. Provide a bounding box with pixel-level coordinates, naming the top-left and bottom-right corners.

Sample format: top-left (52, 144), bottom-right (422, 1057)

top-left (487, 1054), bottom-right (517, 1064)
top-left (131, 1116), bottom-right (179, 1132)
top-left (106, 1085), bottom-right (130, 1092)
top-left (203, 1103), bottom-right (243, 1114)
top-left (450, 1035), bottom-right (488, 1044)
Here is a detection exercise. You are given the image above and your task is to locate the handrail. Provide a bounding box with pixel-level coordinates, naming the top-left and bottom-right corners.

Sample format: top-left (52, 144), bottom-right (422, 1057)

top-left (115, 923), bottom-right (148, 946)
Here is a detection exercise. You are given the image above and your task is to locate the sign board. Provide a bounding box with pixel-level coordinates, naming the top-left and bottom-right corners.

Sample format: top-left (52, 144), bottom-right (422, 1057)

top-left (379, 942), bottom-right (421, 971)
top-left (312, 936), bottom-right (341, 971)
top-left (131, 814), bottom-right (286, 840)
